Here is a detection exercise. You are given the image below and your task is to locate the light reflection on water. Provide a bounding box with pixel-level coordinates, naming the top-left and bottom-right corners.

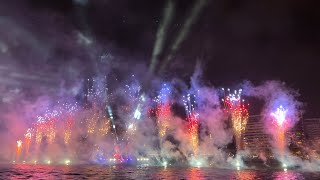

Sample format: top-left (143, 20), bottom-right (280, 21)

top-left (187, 168), bottom-right (206, 180)
top-left (234, 170), bottom-right (257, 180)
top-left (273, 171), bottom-right (305, 180)
top-left (0, 165), bottom-right (319, 179)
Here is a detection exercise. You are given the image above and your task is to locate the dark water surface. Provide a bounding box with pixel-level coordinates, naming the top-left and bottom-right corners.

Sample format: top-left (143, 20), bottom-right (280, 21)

top-left (0, 165), bottom-right (319, 179)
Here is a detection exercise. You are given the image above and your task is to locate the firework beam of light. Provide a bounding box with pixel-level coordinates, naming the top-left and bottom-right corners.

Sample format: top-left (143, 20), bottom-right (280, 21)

top-left (183, 93), bottom-right (199, 156)
top-left (24, 128), bottom-right (32, 158)
top-left (124, 78), bottom-right (143, 136)
top-left (134, 105), bottom-right (142, 120)
top-left (149, 0), bottom-right (176, 74)
top-left (159, 0), bottom-right (208, 73)
top-left (107, 105), bottom-right (125, 163)
top-left (108, 106), bottom-right (119, 141)
top-left (154, 83), bottom-right (172, 138)
top-left (122, 80), bottom-right (147, 158)
top-left (222, 88), bottom-right (249, 152)
top-left (270, 105), bottom-right (288, 162)
top-left (127, 78), bottom-right (145, 139)
top-left (16, 140), bottom-right (22, 162)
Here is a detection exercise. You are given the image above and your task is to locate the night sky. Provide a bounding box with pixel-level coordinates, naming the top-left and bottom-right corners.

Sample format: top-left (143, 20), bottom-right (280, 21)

top-left (1, 0), bottom-right (320, 117)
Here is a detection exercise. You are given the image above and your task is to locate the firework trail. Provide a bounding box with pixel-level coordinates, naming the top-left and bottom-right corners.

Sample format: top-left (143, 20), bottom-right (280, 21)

top-left (84, 77), bottom-right (109, 135)
top-left (107, 105), bottom-right (124, 162)
top-left (270, 105), bottom-right (288, 162)
top-left (98, 116), bottom-right (110, 137)
top-left (87, 104), bottom-right (99, 134)
top-left (64, 116), bottom-right (74, 145)
top-left (107, 106), bottom-right (118, 141)
top-left (15, 100), bottom-right (79, 162)
top-left (34, 109), bottom-right (60, 146)
top-left (154, 83), bottom-right (172, 138)
top-left (183, 93), bottom-right (199, 156)
top-left (124, 76), bottom-right (145, 139)
top-left (84, 77), bottom-right (124, 162)
top-left (35, 122), bottom-right (43, 146)
top-left (61, 102), bottom-right (78, 145)
top-left (222, 88), bottom-right (249, 152)
top-left (46, 119), bottom-right (56, 144)
top-left (156, 104), bottom-right (170, 137)
top-left (24, 128), bottom-right (32, 157)
top-left (16, 140), bottom-right (22, 162)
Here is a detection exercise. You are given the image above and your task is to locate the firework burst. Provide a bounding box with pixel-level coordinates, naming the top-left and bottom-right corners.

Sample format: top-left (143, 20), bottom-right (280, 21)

top-left (183, 93), bottom-right (199, 156)
top-left (24, 128), bottom-right (32, 156)
top-left (222, 88), bottom-right (249, 151)
top-left (16, 140), bottom-right (22, 162)
top-left (124, 77), bottom-right (143, 137)
top-left (35, 110), bottom-right (58, 145)
top-left (98, 116), bottom-right (111, 136)
top-left (271, 105), bottom-right (288, 127)
top-left (270, 105), bottom-right (288, 161)
top-left (62, 102), bottom-right (78, 144)
top-left (154, 83), bottom-right (172, 138)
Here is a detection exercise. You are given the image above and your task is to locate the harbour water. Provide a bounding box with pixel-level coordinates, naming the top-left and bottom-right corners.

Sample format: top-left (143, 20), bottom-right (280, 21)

top-left (1, 165), bottom-right (319, 179)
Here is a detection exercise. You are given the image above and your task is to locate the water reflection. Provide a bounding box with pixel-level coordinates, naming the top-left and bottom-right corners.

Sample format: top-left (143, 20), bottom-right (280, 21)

top-left (157, 167), bottom-right (175, 179)
top-left (273, 170), bottom-right (304, 180)
top-left (10, 164), bottom-right (61, 179)
top-left (187, 167), bottom-right (205, 180)
top-left (0, 165), bottom-right (318, 179)
top-left (234, 170), bottom-right (257, 180)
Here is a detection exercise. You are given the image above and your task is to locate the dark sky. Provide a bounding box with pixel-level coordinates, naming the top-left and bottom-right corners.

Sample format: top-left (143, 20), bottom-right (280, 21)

top-left (1, 0), bottom-right (320, 117)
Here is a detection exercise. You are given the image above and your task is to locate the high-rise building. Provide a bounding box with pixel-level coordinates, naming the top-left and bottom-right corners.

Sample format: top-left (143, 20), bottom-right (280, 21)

top-left (243, 116), bottom-right (318, 159)
top-left (243, 115), bottom-right (271, 156)
top-left (287, 119), bottom-right (306, 157)
top-left (303, 118), bottom-right (320, 141)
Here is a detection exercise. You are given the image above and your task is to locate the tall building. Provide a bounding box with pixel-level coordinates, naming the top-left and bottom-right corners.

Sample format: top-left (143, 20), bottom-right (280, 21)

top-left (287, 118), bottom-right (305, 143)
top-left (303, 118), bottom-right (320, 141)
top-left (287, 119), bottom-right (306, 157)
top-left (243, 115), bottom-right (271, 156)
top-left (243, 116), bottom-right (319, 159)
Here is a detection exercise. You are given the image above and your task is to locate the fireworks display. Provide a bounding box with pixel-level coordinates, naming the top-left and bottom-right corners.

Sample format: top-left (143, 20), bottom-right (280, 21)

top-left (63, 117), bottom-right (74, 145)
top-left (24, 128), bottom-right (32, 157)
top-left (0, 0), bottom-right (317, 174)
top-left (270, 105), bottom-right (288, 161)
top-left (183, 93), bottom-right (199, 156)
top-left (16, 140), bottom-right (22, 161)
top-left (222, 88), bottom-right (249, 151)
top-left (86, 104), bottom-right (99, 134)
top-left (98, 117), bottom-right (110, 136)
top-left (9, 75), bottom-right (305, 168)
top-left (154, 83), bottom-right (172, 138)
top-left (124, 77), bottom-right (144, 137)
top-left (271, 105), bottom-right (288, 127)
